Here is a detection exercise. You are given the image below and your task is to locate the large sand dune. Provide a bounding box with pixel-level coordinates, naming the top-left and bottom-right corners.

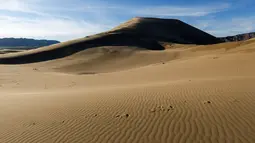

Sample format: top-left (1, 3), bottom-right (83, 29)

top-left (1, 37), bottom-right (255, 142)
top-left (0, 17), bottom-right (222, 65)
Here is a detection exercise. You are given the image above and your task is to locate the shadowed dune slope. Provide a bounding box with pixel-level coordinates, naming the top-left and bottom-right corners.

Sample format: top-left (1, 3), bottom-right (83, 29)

top-left (110, 17), bottom-right (221, 44)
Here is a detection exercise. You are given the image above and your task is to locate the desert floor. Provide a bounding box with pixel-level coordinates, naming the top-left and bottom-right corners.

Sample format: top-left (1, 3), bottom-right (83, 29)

top-left (1, 40), bottom-right (255, 143)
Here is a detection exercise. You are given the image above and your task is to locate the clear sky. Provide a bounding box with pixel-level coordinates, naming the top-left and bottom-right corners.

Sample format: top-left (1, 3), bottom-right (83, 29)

top-left (0, 0), bottom-right (254, 41)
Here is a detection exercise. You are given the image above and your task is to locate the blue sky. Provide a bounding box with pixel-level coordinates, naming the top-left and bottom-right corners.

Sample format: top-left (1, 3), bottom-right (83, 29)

top-left (0, 0), bottom-right (254, 41)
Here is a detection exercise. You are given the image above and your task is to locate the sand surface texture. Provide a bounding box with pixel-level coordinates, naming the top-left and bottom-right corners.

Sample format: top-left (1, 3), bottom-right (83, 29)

top-left (1, 39), bottom-right (255, 143)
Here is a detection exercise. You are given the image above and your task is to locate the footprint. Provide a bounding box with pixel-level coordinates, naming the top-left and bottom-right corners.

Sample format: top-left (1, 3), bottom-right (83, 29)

top-left (167, 105), bottom-right (174, 111)
top-left (159, 106), bottom-right (166, 111)
top-left (115, 114), bottom-right (129, 118)
top-left (204, 101), bottom-right (211, 104)
top-left (150, 108), bottom-right (156, 113)
top-left (68, 82), bottom-right (76, 87)
top-left (151, 105), bottom-right (174, 113)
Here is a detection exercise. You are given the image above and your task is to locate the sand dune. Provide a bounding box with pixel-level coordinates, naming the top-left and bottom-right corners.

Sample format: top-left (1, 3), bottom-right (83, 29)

top-left (0, 17), bottom-right (223, 65)
top-left (0, 34), bottom-right (165, 64)
top-left (110, 17), bottom-right (221, 44)
top-left (1, 38), bottom-right (255, 142)
top-left (6, 38), bottom-right (254, 74)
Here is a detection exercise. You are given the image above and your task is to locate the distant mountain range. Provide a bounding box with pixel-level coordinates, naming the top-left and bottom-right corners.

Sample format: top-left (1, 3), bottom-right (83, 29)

top-left (219, 32), bottom-right (255, 42)
top-left (0, 38), bottom-right (60, 49)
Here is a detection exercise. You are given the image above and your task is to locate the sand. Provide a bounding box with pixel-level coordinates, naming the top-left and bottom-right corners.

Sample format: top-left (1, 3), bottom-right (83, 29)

top-left (1, 39), bottom-right (255, 143)
top-left (0, 49), bottom-right (25, 54)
